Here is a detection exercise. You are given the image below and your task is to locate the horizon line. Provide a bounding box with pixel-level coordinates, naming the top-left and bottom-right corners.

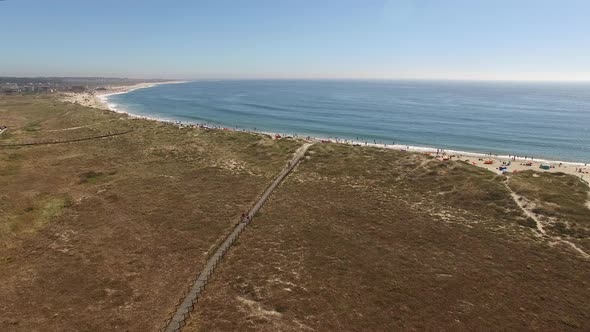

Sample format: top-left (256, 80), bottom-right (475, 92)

top-left (2, 76), bottom-right (590, 84)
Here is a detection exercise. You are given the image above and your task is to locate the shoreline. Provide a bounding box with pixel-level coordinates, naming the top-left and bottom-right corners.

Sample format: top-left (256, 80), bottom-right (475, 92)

top-left (296, 135), bottom-right (589, 181)
top-left (61, 81), bottom-right (188, 110)
top-left (68, 82), bottom-right (590, 181)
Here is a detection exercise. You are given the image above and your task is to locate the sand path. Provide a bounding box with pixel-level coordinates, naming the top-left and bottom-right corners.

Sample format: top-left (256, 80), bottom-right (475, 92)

top-left (504, 180), bottom-right (589, 259)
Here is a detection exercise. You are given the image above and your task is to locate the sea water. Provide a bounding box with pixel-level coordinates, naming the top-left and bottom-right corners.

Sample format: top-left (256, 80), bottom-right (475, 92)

top-left (107, 80), bottom-right (590, 163)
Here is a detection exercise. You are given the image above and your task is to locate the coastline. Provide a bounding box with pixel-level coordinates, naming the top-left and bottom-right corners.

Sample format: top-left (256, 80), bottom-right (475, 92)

top-left (71, 82), bottom-right (590, 182)
top-left (61, 81), bottom-right (188, 110)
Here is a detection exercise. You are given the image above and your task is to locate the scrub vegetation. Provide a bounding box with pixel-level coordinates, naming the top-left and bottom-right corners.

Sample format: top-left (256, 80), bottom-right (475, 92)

top-left (508, 171), bottom-right (590, 243)
top-left (1, 95), bottom-right (588, 331)
top-left (188, 143), bottom-right (590, 331)
top-left (0, 95), bottom-right (299, 331)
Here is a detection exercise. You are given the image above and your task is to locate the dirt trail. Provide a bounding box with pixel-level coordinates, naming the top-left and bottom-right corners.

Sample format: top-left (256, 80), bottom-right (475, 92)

top-left (508, 190), bottom-right (546, 236)
top-left (0, 130), bottom-right (134, 147)
top-left (163, 143), bottom-right (313, 332)
top-left (504, 181), bottom-right (589, 259)
top-left (46, 119), bottom-right (116, 132)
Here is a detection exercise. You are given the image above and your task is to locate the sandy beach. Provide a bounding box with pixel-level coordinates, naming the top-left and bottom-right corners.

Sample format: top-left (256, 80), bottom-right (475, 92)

top-left (327, 139), bottom-right (590, 182)
top-left (61, 81), bottom-right (187, 110)
top-left (435, 151), bottom-right (589, 180)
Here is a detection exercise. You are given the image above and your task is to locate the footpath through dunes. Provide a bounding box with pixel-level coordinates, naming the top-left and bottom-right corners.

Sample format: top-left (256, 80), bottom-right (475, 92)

top-left (186, 143), bottom-right (590, 331)
top-left (163, 143), bottom-right (312, 332)
top-left (0, 95), bottom-right (302, 331)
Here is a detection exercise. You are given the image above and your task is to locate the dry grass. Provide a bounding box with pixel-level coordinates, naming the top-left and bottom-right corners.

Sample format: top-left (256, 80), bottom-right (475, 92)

top-left (188, 143), bottom-right (590, 331)
top-left (2, 96), bottom-right (589, 331)
top-left (508, 171), bottom-right (590, 250)
top-left (0, 95), bottom-right (300, 331)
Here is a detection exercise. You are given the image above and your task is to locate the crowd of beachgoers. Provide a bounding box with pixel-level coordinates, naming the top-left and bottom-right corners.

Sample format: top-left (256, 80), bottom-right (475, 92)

top-left (429, 150), bottom-right (589, 180)
top-left (328, 138), bottom-right (588, 180)
top-left (154, 120), bottom-right (590, 182)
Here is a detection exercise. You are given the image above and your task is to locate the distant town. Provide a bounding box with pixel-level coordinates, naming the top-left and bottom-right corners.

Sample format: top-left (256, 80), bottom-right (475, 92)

top-left (0, 77), bottom-right (167, 94)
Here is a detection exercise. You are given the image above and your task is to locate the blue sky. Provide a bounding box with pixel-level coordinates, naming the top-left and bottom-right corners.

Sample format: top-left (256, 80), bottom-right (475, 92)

top-left (1, 0), bottom-right (589, 80)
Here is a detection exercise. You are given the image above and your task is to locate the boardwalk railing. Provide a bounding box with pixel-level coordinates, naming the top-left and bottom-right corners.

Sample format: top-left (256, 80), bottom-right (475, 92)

top-left (161, 143), bottom-right (311, 332)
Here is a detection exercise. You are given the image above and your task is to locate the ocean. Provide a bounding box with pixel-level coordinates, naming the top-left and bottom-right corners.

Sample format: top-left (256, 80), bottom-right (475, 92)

top-left (106, 80), bottom-right (590, 163)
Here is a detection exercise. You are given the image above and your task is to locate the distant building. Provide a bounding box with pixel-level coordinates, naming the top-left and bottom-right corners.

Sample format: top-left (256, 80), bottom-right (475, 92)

top-left (36, 84), bottom-right (52, 93)
top-left (21, 85), bottom-right (35, 93)
top-left (0, 83), bottom-right (20, 93)
top-left (68, 85), bottom-right (87, 92)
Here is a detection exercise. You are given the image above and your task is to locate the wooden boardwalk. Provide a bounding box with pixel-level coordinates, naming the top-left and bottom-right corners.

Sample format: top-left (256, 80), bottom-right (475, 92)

top-left (163, 143), bottom-right (312, 332)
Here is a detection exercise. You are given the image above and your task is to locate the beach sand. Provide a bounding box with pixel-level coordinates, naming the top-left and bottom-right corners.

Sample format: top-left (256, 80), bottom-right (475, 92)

top-left (310, 139), bottom-right (590, 184)
top-left (456, 155), bottom-right (588, 178)
top-left (441, 153), bottom-right (589, 180)
top-left (61, 81), bottom-right (186, 110)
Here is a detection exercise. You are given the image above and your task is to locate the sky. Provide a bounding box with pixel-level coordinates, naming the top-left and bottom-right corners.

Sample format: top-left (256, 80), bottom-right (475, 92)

top-left (1, 0), bottom-right (589, 81)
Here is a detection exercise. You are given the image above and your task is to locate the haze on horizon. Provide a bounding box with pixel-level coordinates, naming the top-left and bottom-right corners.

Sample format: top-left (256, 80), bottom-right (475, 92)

top-left (1, 0), bottom-right (589, 82)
